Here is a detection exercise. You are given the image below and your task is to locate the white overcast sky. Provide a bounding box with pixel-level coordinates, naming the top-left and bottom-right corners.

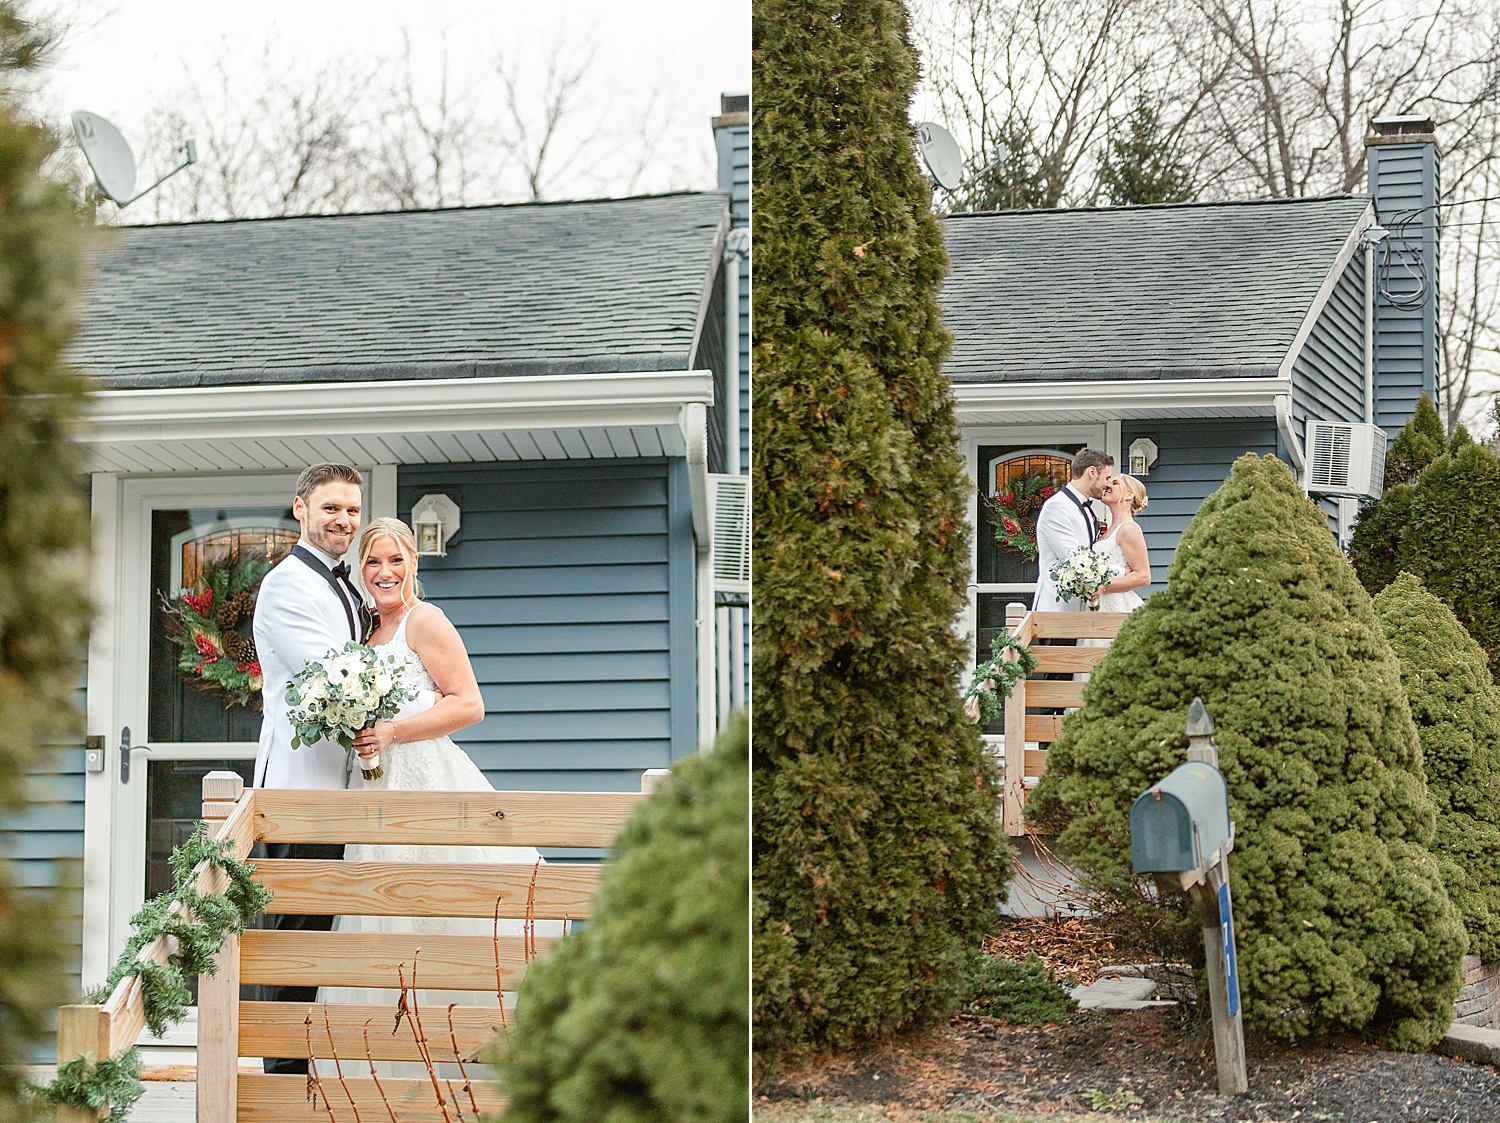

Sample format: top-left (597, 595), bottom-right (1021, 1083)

top-left (34, 0), bottom-right (750, 206)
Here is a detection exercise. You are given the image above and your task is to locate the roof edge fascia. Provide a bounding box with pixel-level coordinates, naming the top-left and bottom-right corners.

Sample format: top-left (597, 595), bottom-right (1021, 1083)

top-left (83, 369), bottom-right (715, 447)
top-left (1276, 201), bottom-right (1377, 382)
top-left (951, 376), bottom-right (1292, 420)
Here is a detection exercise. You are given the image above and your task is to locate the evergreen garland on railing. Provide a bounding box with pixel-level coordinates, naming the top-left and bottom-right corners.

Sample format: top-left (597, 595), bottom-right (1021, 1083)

top-left (37, 820), bottom-right (272, 1120)
top-left (964, 630), bottom-right (1039, 725)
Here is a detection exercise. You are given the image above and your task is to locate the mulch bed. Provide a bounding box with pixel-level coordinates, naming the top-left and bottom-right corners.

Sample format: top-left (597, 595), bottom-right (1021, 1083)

top-left (759, 1007), bottom-right (1500, 1121)
top-left (759, 916), bottom-right (1500, 1122)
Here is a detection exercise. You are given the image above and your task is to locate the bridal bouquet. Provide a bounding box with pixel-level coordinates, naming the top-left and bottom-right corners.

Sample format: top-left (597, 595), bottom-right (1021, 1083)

top-left (1050, 545), bottom-right (1115, 610)
top-left (286, 642), bottom-right (413, 780)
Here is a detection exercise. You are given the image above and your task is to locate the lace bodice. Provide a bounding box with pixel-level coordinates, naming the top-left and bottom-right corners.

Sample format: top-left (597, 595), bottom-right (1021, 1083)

top-left (373, 610), bottom-right (437, 694)
top-left (1092, 531), bottom-right (1128, 580)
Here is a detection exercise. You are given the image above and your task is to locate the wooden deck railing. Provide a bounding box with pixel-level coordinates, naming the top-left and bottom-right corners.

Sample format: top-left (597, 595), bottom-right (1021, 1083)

top-left (1001, 606), bottom-right (1126, 836)
top-left (55, 772), bottom-right (651, 1122)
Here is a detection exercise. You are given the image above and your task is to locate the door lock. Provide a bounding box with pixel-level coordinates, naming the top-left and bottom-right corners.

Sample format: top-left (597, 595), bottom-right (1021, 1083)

top-left (120, 726), bottom-right (131, 783)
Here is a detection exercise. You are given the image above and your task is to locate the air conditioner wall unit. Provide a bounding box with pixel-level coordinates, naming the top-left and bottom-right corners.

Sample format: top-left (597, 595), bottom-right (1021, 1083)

top-left (1305, 420), bottom-right (1387, 497)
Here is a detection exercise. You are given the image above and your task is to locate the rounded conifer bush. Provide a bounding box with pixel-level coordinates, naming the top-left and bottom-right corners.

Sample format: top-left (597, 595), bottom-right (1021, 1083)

top-left (752, 0), bottom-right (1009, 1069)
top-left (1373, 572), bottom-right (1500, 962)
top-left (1029, 454), bottom-right (1465, 1050)
top-left (495, 717), bottom-right (748, 1123)
top-left (1349, 395), bottom-right (1445, 598)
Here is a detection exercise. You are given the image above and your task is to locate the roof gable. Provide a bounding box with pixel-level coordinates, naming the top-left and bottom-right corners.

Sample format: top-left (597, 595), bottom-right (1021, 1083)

top-left (938, 195), bottom-right (1372, 383)
top-left (74, 192), bottom-right (730, 389)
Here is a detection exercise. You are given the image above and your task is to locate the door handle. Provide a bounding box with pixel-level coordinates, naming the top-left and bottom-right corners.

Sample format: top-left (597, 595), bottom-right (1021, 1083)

top-left (120, 726), bottom-right (131, 783)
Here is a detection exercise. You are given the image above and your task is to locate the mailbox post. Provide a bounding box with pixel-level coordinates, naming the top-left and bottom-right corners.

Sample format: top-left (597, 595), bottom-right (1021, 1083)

top-left (1130, 697), bottom-right (1248, 1096)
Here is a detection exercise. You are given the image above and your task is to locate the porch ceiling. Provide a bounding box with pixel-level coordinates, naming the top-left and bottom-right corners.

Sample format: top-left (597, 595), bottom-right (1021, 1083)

top-left (81, 370), bottom-right (710, 473)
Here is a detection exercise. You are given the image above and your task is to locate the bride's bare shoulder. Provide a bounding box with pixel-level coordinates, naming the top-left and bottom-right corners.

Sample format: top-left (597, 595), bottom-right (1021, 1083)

top-left (403, 601), bottom-right (454, 644)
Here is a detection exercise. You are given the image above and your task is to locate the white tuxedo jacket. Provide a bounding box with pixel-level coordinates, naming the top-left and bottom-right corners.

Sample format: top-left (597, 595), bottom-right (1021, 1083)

top-left (1032, 485), bottom-right (1099, 612)
top-left (253, 547), bottom-right (362, 789)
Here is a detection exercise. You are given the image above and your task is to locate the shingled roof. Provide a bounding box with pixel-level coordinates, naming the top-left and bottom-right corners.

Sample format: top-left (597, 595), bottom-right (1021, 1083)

top-left (73, 191), bottom-right (729, 389)
top-left (938, 194), bottom-right (1372, 383)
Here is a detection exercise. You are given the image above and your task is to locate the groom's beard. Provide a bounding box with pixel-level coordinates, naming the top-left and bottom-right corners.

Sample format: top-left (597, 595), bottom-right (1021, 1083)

top-left (305, 523), bottom-right (355, 559)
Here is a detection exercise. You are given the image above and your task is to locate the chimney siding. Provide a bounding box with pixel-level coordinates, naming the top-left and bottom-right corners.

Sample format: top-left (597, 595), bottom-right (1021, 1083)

top-left (1366, 136), bottom-right (1441, 436)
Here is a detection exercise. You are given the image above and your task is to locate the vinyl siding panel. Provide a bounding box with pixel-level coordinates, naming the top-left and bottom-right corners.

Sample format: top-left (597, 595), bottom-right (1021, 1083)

top-left (1120, 419), bottom-right (1279, 594)
top-left (1368, 142), bottom-right (1440, 434)
top-left (1291, 255), bottom-right (1368, 434)
top-left (398, 458), bottom-right (696, 794)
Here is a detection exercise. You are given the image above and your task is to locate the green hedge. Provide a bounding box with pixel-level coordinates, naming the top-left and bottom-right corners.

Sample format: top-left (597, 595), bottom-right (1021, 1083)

top-left (1374, 572), bottom-right (1500, 961)
top-left (751, 0), bottom-right (1009, 1070)
top-left (1029, 454), bottom-right (1464, 1049)
top-left (496, 718), bottom-right (748, 1123)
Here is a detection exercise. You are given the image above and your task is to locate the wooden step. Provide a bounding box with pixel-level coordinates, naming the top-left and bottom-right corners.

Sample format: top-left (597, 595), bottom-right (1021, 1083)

top-left (239, 929), bottom-right (556, 990)
top-left (253, 860), bottom-right (599, 919)
top-left (253, 789), bottom-right (644, 848)
top-left (238, 1072), bottom-right (505, 1122)
top-left (240, 1001), bottom-right (505, 1062)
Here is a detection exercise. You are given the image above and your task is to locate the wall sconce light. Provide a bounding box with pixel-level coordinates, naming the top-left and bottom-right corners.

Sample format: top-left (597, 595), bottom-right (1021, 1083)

top-left (411, 493), bottom-right (461, 557)
top-left (1129, 437), bottom-right (1159, 477)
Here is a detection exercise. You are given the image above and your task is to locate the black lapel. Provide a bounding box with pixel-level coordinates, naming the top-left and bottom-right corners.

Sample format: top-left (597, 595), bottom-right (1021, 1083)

top-left (1061, 487), bottom-right (1096, 541)
top-left (290, 544), bottom-right (358, 643)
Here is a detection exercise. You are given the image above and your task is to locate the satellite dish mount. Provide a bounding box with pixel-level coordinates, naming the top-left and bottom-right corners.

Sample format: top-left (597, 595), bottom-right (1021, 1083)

top-left (71, 110), bottom-right (196, 208)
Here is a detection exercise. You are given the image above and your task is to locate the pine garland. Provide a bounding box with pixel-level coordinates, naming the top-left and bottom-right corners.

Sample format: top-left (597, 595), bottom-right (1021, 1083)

top-left (38, 821), bottom-right (272, 1118)
top-left (41, 1048), bottom-right (144, 1122)
top-left (964, 631), bottom-right (1039, 725)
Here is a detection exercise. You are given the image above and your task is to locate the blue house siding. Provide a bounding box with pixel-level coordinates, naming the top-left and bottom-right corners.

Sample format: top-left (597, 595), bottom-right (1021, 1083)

top-left (1291, 255), bottom-right (1368, 434)
top-left (397, 458), bottom-right (696, 793)
top-left (1121, 419), bottom-right (1279, 593)
top-left (1368, 140), bottom-right (1440, 434)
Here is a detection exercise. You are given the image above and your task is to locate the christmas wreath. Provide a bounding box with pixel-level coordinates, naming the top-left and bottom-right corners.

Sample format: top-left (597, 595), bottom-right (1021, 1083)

top-left (983, 472), bottom-right (1061, 560)
top-left (158, 553), bottom-right (272, 710)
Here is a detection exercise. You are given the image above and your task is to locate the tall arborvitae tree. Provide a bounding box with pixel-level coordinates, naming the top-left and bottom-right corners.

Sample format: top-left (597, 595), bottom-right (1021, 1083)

top-left (1030, 455), bottom-right (1465, 1051)
top-left (1098, 97), bottom-right (1195, 206)
top-left (752, 0), bottom-right (1009, 1070)
top-left (1349, 394), bottom-right (1447, 597)
top-left (1374, 573), bottom-right (1500, 961)
top-left (0, 1), bottom-right (100, 1100)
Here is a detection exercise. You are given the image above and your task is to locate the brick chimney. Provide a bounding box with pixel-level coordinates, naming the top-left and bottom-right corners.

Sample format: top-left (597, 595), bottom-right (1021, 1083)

top-left (1364, 115), bottom-right (1441, 435)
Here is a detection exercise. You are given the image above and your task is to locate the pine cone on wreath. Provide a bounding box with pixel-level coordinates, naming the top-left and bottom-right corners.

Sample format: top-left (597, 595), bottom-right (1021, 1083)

top-left (217, 591), bottom-right (255, 631)
top-left (221, 631), bottom-right (257, 665)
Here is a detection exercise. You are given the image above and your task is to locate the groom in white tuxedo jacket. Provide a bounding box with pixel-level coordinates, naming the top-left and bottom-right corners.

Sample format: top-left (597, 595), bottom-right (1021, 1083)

top-left (1032, 447), bottom-right (1114, 611)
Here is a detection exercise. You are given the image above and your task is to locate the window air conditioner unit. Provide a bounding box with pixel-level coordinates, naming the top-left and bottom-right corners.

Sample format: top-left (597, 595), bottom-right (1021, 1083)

top-left (1305, 420), bottom-right (1387, 497)
top-left (709, 474), bottom-right (750, 594)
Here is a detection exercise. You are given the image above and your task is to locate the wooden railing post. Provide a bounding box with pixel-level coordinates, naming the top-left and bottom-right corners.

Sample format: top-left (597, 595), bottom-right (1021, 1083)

top-left (1003, 603), bottom-right (1029, 836)
top-left (641, 768), bottom-right (671, 794)
top-left (55, 1003), bottom-right (109, 1122)
top-left (197, 773), bottom-right (243, 1123)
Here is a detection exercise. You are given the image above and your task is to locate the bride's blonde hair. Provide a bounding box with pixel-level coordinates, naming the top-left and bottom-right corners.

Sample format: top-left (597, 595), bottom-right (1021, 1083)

top-left (358, 518), bottom-right (423, 609)
top-left (1119, 474), bottom-right (1148, 513)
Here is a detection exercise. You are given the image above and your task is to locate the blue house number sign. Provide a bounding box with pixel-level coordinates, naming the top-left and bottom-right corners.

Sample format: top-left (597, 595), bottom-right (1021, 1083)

top-left (1219, 878), bottom-right (1240, 1019)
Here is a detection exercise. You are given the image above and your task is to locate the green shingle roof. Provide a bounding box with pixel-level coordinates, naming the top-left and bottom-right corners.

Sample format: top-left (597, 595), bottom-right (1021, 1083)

top-left (939, 194), bottom-right (1372, 382)
top-left (74, 192), bottom-right (729, 388)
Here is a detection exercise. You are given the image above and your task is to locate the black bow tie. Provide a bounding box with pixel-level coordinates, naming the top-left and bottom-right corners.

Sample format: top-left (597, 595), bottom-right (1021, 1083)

top-left (332, 561), bottom-right (351, 580)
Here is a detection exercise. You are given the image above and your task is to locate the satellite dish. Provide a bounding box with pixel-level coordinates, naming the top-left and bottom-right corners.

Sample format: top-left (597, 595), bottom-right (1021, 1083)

top-left (915, 121), bottom-right (964, 192)
top-left (71, 111), bottom-right (136, 204)
top-left (69, 111), bottom-right (197, 208)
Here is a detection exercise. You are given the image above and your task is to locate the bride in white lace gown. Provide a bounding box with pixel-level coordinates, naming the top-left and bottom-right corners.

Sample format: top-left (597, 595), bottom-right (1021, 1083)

top-left (1090, 473), bottom-right (1152, 613)
top-left (320, 518), bottom-right (559, 1076)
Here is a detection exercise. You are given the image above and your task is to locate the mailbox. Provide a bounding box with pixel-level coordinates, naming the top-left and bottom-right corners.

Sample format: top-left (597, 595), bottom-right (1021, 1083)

top-left (1130, 760), bottom-right (1232, 874)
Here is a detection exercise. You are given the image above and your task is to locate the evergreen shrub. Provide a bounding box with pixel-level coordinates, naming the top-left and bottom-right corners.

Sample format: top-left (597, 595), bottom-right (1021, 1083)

top-left (1349, 395), bottom-right (1445, 598)
top-left (963, 953), bottom-right (1077, 1025)
top-left (752, 0), bottom-right (1009, 1069)
top-left (1373, 572), bottom-right (1500, 961)
top-left (0, 32), bottom-right (102, 1105)
top-left (495, 717), bottom-right (748, 1123)
top-left (1029, 454), bottom-right (1465, 1049)
top-left (1386, 431), bottom-right (1500, 674)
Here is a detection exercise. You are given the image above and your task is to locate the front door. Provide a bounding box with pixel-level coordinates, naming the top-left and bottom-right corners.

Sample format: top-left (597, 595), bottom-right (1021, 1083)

top-left (104, 474), bottom-right (300, 979)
